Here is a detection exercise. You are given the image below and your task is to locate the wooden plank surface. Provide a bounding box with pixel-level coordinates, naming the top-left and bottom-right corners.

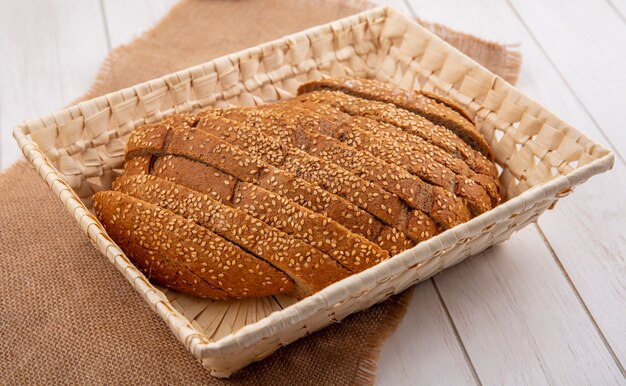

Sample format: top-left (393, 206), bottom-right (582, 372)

top-left (609, 0), bottom-right (626, 21)
top-left (435, 226), bottom-right (624, 384)
top-left (1, 1), bottom-right (624, 384)
top-left (377, 281), bottom-right (478, 385)
top-left (402, 0), bottom-right (626, 376)
top-left (0, 0), bottom-right (109, 169)
top-left (372, 3), bottom-right (484, 382)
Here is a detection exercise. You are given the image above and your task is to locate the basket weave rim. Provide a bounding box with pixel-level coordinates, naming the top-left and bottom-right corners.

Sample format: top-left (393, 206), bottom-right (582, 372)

top-left (11, 5), bottom-right (615, 362)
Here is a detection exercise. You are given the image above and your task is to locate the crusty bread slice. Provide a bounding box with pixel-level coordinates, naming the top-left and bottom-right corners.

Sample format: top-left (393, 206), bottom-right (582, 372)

top-left (115, 235), bottom-right (229, 299)
top-left (123, 155), bottom-right (152, 175)
top-left (295, 91), bottom-right (497, 179)
top-left (418, 91), bottom-right (474, 123)
top-left (291, 101), bottom-right (501, 207)
top-left (101, 78), bottom-right (502, 300)
top-left (261, 102), bottom-right (494, 215)
top-left (198, 108), bottom-right (469, 231)
top-left (202, 109), bottom-right (435, 211)
top-left (297, 78), bottom-right (495, 161)
top-left (93, 191), bottom-right (295, 298)
top-left (113, 174), bottom-right (351, 293)
top-left (143, 155), bottom-right (410, 258)
top-left (195, 114), bottom-right (441, 242)
top-left (125, 119), bottom-right (414, 255)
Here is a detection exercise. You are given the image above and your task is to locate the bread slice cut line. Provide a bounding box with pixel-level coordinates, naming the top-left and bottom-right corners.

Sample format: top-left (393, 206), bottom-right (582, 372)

top-left (289, 101), bottom-right (501, 207)
top-left (113, 173), bottom-right (352, 296)
top-left (93, 190), bottom-right (294, 298)
top-left (195, 113), bottom-right (446, 242)
top-left (297, 78), bottom-right (494, 161)
top-left (125, 121), bottom-right (417, 255)
top-left (295, 90), bottom-right (497, 179)
top-left (125, 153), bottom-right (409, 259)
top-left (197, 108), bottom-right (468, 231)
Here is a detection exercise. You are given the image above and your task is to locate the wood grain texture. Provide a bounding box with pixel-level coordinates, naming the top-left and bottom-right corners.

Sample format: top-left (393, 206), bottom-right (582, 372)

top-left (435, 226), bottom-right (624, 385)
top-left (377, 281), bottom-right (478, 386)
top-left (0, 0), bottom-right (109, 170)
top-left (538, 167), bottom-right (626, 370)
top-left (405, 0), bottom-right (519, 43)
top-left (101, 0), bottom-right (178, 47)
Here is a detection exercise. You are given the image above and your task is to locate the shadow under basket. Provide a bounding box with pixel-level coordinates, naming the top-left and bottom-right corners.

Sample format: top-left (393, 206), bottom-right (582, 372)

top-left (13, 6), bottom-right (614, 377)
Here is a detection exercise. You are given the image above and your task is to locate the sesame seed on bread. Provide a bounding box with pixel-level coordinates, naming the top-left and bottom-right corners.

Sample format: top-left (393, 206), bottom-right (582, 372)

top-left (123, 155), bottom-right (152, 175)
top-left (93, 190), bottom-right (294, 298)
top-left (195, 113), bottom-right (441, 242)
top-left (263, 103), bottom-right (489, 217)
top-left (295, 90), bottom-right (497, 179)
top-left (113, 174), bottom-right (350, 295)
top-left (297, 78), bottom-right (495, 161)
top-left (125, 153), bottom-right (407, 260)
top-left (125, 123), bottom-right (400, 247)
top-left (209, 108), bottom-right (452, 217)
top-left (92, 77), bottom-right (500, 300)
top-left (114, 235), bottom-right (229, 299)
top-left (200, 107), bottom-right (469, 230)
top-left (284, 101), bottom-right (499, 213)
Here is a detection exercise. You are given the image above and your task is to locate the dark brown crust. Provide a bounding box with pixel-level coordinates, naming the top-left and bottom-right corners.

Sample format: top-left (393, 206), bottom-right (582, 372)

top-left (207, 109), bottom-right (434, 211)
top-left (295, 90), bottom-right (498, 178)
top-left (198, 108), bottom-right (468, 231)
top-left (125, 122), bottom-right (413, 254)
top-left (270, 102), bottom-right (494, 215)
top-left (195, 113), bottom-right (442, 242)
top-left (113, 174), bottom-right (350, 294)
top-left (285, 101), bottom-right (499, 212)
top-left (418, 91), bottom-right (474, 123)
top-left (297, 78), bottom-right (495, 161)
top-left (145, 155), bottom-right (408, 258)
top-left (93, 191), bottom-right (294, 298)
top-left (123, 155), bottom-right (151, 175)
top-left (115, 235), bottom-right (229, 299)
top-left (105, 78), bottom-right (501, 299)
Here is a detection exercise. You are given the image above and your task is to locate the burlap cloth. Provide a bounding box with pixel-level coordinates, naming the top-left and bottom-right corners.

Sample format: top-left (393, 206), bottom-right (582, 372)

top-left (0, 1), bottom-right (520, 384)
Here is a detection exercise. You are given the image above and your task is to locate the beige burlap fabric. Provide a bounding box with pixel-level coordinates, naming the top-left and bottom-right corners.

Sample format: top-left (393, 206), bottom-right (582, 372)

top-left (0, 1), bottom-right (520, 384)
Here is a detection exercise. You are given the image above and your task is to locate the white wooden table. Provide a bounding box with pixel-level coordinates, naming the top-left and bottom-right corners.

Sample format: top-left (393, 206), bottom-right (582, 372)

top-left (1, 1), bottom-right (624, 384)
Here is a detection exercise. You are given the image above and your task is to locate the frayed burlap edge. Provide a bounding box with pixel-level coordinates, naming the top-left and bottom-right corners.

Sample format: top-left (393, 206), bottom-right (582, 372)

top-left (353, 290), bottom-right (413, 385)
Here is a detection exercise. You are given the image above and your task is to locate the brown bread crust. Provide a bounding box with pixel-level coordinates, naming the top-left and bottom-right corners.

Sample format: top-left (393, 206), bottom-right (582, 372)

top-left (290, 101), bottom-right (501, 207)
top-left (283, 102), bottom-right (498, 212)
top-left (146, 155), bottom-right (411, 258)
top-left (104, 78), bottom-right (501, 299)
top-left (268, 102), bottom-right (494, 214)
top-left (297, 78), bottom-right (495, 161)
top-left (198, 108), bottom-right (468, 231)
top-left (113, 174), bottom-right (350, 293)
top-left (125, 121), bottom-right (414, 253)
top-left (115, 235), bottom-right (229, 299)
top-left (93, 191), bottom-right (294, 298)
top-left (418, 91), bottom-right (474, 123)
top-left (123, 155), bottom-right (152, 175)
top-left (206, 109), bottom-right (433, 210)
top-left (295, 90), bottom-right (497, 179)
top-left (195, 114), bottom-right (442, 242)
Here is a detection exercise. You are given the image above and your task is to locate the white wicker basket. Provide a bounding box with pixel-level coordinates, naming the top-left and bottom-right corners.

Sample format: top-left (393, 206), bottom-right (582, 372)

top-left (13, 6), bottom-right (614, 377)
